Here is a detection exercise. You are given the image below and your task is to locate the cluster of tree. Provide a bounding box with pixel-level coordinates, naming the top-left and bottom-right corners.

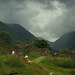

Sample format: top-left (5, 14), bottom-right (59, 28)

top-left (16, 40), bottom-right (24, 44)
top-left (0, 32), bottom-right (11, 43)
top-left (59, 49), bottom-right (70, 52)
top-left (34, 39), bottom-right (51, 50)
top-left (0, 31), bottom-right (52, 51)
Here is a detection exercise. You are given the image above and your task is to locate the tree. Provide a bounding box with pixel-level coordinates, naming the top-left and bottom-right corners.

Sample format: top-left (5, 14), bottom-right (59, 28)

top-left (0, 32), bottom-right (11, 43)
top-left (16, 40), bottom-right (23, 44)
top-left (34, 39), bottom-right (51, 50)
top-left (60, 49), bottom-right (69, 52)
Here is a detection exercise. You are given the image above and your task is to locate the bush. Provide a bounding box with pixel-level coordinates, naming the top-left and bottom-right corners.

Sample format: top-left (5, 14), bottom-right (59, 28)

top-left (60, 49), bottom-right (70, 51)
top-left (0, 32), bottom-right (11, 43)
top-left (34, 39), bottom-right (51, 49)
top-left (16, 40), bottom-right (23, 44)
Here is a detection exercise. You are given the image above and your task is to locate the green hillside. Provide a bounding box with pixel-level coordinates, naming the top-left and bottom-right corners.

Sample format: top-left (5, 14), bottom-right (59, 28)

top-left (0, 21), bottom-right (22, 44)
top-left (0, 55), bottom-right (49, 75)
top-left (0, 21), bottom-right (36, 44)
top-left (0, 42), bottom-right (75, 75)
top-left (0, 52), bottom-right (75, 75)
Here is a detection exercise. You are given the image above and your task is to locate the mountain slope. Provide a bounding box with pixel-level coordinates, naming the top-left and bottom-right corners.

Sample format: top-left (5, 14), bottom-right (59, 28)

top-left (0, 21), bottom-right (22, 43)
top-left (49, 31), bottom-right (75, 50)
top-left (0, 21), bottom-right (36, 44)
top-left (7, 24), bottom-right (36, 42)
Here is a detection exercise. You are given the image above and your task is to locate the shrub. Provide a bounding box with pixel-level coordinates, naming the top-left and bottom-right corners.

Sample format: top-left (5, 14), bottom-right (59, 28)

top-left (60, 49), bottom-right (69, 51)
top-left (34, 39), bottom-right (51, 50)
top-left (0, 32), bottom-right (11, 43)
top-left (16, 40), bottom-right (23, 44)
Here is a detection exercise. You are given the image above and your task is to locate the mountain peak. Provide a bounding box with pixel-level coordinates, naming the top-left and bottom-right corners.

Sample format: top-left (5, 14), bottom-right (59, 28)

top-left (49, 31), bottom-right (75, 50)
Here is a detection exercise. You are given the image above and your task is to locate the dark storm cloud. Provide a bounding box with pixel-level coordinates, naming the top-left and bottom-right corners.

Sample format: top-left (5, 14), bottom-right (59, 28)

top-left (59, 0), bottom-right (75, 7)
top-left (0, 0), bottom-right (29, 28)
top-left (36, 0), bottom-right (75, 9)
top-left (36, 0), bottom-right (75, 6)
top-left (0, 0), bottom-right (75, 41)
top-left (0, 0), bottom-right (25, 3)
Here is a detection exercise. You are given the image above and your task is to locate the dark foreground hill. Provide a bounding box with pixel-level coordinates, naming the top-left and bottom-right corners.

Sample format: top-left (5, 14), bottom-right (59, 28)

top-left (0, 21), bottom-right (22, 43)
top-left (0, 21), bottom-right (36, 44)
top-left (7, 24), bottom-right (36, 42)
top-left (49, 31), bottom-right (75, 50)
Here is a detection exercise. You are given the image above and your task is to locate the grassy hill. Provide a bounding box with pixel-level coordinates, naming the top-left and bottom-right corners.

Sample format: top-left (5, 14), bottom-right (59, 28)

top-left (0, 52), bottom-right (75, 75)
top-left (0, 42), bottom-right (75, 75)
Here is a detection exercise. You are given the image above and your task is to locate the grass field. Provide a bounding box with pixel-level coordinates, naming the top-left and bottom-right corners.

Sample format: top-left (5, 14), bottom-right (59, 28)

top-left (0, 51), bottom-right (75, 75)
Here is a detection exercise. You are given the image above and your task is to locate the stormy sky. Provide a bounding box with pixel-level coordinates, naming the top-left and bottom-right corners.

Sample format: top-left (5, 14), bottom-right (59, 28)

top-left (0, 0), bottom-right (75, 42)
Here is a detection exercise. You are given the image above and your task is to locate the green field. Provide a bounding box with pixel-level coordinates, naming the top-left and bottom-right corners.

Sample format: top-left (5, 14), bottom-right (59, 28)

top-left (0, 51), bottom-right (75, 75)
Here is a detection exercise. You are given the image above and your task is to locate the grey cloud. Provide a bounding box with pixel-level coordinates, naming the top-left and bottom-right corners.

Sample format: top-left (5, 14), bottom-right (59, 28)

top-left (33, 0), bottom-right (56, 10)
top-left (58, 0), bottom-right (75, 7)
top-left (0, 0), bottom-right (75, 41)
top-left (36, 0), bottom-right (75, 9)
top-left (45, 5), bottom-right (75, 38)
top-left (0, 0), bottom-right (26, 21)
top-left (0, 0), bottom-right (39, 30)
top-left (0, 0), bottom-right (25, 3)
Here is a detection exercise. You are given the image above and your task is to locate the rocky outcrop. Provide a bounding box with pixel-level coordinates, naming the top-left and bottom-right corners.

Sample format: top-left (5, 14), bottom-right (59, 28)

top-left (25, 44), bottom-right (51, 56)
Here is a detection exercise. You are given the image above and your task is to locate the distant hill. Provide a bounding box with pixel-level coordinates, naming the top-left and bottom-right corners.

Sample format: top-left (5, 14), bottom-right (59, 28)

top-left (49, 31), bottom-right (75, 50)
top-left (37, 37), bottom-right (44, 40)
top-left (0, 21), bottom-right (36, 44)
top-left (7, 24), bottom-right (36, 42)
